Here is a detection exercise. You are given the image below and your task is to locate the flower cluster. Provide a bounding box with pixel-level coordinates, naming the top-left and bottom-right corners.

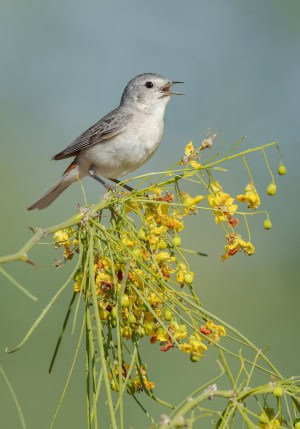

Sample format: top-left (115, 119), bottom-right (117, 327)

top-left (50, 188), bottom-right (227, 384)
top-left (53, 227), bottom-right (79, 260)
top-left (110, 364), bottom-right (155, 394)
top-left (222, 233), bottom-right (255, 260)
top-left (236, 182), bottom-right (260, 209)
top-left (208, 181), bottom-right (239, 226)
top-left (50, 137), bottom-right (285, 398)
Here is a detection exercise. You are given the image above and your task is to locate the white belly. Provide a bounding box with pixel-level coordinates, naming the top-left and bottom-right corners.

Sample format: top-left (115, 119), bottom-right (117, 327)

top-left (79, 117), bottom-right (164, 178)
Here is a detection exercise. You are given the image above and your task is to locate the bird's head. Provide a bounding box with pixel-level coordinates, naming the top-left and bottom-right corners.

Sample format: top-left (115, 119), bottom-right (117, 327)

top-left (120, 73), bottom-right (184, 114)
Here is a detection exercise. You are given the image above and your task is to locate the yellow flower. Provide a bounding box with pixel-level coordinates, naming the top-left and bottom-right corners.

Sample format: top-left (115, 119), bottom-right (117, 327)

top-left (74, 281), bottom-right (82, 293)
top-left (149, 186), bottom-right (162, 196)
top-left (143, 321), bottom-right (156, 336)
top-left (180, 343), bottom-right (192, 353)
top-left (96, 272), bottom-right (112, 285)
top-left (181, 141), bottom-right (201, 169)
top-left (236, 182), bottom-right (261, 209)
top-left (124, 200), bottom-right (141, 213)
top-left (205, 320), bottom-right (226, 342)
top-left (143, 379), bottom-right (155, 390)
top-left (173, 324), bottom-right (188, 340)
top-left (122, 326), bottom-right (132, 339)
top-left (189, 336), bottom-right (207, 356)
top-left (222, 233), bottom-right (255, 260)
top-left (157, 203), bottom-right (169, 217)
top-left (148, 292), bottom-right (163, 306)
top-left (54, 230), bottom-right (70, 246)
top-left (133, 376), bottom-right (155, 391)
top-left (156, 327), bottom-right (169, 342)
top-left (208, 182), bottom-right (238, 224)
top-left (97, 257), bottom-right (112, 270)
top-left (155, 252), bottom-right (171, 263)
top-left (121, 234), bottom-right (135, 248)
top-left (164, 214), bottom-right (184, 232)
top-left (180, 192), bottom-right (204, 215)
top-left (180, 332), bottom-right (207, 357)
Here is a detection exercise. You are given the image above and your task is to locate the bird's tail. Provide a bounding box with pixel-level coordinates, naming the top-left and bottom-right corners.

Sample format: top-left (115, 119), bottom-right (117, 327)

top-left (27, 161), bottom-right (81, 210)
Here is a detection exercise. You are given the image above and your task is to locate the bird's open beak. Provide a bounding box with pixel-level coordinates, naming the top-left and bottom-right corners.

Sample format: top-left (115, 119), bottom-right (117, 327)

top-left (160, 81), bottom-right (184, 96)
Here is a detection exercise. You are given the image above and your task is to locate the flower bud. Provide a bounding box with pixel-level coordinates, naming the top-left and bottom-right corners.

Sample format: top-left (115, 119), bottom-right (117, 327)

top-left (190, 353), bottom-right (200, 362)
top-left (158, 240), bottom-right (168, 250)
top-left (258, 412), bottom-right (269, 424)
top-left (137, 229), bottom-right (146, 240)
top-left (128, 312), bottom-right (136, 325)
top-left (121, 294), bottom-right (130, 307)
top-left (111, 307), bottom-right (117, 320)
top-left (164, 309), bottom-right (173, 321)
top-left (264, 219), bottom-right (272, 230)
top-left (273, 386), bottom-right (283, 397)
top-left (278, 163), bottom-right (287, 175)
top-left (132, 248), bottom-right (142, 258)
top-left (184, 272), bottom-right (194, 285)
top-left (173, 236), bottom-right (182, 247)
top-left (99, 308), bottom-right (108, 320)
top-left (267, 183), bottom-right (277, 196)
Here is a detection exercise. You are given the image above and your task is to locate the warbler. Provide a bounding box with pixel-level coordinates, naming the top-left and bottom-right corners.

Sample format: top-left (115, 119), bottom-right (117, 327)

top-left (28, 73), bottom-right (183, 210)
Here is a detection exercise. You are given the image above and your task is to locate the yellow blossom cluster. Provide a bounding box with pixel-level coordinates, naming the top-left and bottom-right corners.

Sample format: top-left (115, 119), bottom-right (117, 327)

top-left (110, 364), bottom-right (155, 394)
top-left (55, 189), bottom-right (228, 372)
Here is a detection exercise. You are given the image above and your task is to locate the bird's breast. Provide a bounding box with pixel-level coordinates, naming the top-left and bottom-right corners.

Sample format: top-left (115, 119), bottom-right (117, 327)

top-left (79, 116), bottom-right (164, 178)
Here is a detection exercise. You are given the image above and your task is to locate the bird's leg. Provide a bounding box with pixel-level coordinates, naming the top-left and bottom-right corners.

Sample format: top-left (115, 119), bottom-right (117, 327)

top-left (109, 178), bottom-right (133, 192)
top-left (88, 167), bottom-right (116, 191)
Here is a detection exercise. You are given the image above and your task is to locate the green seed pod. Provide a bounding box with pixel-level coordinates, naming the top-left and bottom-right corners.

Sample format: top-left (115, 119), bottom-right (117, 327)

top-left (267, 183), bottom-right (277, 196)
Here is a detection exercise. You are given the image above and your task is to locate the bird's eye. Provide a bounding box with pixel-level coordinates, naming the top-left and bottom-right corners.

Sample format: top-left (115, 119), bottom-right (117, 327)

top-left (145, 81), bottom-right (154, 89)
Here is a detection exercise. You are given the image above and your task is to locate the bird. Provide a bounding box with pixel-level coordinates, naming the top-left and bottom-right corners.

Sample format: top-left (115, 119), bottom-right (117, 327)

top-left (27, 73), bottom-right (183, 210)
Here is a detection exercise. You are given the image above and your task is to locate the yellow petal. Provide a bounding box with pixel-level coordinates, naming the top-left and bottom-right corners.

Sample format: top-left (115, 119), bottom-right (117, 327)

top-left (190, 160), bottom-right (201, 169)
top-left (185, 141), bottom-right (195, 156)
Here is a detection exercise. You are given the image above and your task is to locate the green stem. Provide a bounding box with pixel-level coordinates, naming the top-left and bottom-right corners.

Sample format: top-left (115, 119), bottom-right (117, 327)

top-left (50, 315), bottom-right (86, 429)
top-left (0, 364), bottom-right (27, 429)
top-left (0, 266), bottom-right (37, 301)
top-left (88, 228), bottom-right (118, 429)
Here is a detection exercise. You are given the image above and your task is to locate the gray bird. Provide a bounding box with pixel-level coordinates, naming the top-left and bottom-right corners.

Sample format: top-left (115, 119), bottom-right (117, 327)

top-left (28, 73), bottom-right (183, 210)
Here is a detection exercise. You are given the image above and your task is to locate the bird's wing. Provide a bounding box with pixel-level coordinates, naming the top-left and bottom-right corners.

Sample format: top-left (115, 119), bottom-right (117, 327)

top-left (52, 108), bottom-right (133, 160)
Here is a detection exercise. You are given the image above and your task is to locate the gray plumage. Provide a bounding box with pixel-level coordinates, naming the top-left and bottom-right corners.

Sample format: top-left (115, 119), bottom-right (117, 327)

top-left (53, 109), bottom-right (133, 160)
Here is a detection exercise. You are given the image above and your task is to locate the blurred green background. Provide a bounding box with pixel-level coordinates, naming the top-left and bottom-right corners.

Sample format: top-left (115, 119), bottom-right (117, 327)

top-left (1, 1), bottom-right (299, 428)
